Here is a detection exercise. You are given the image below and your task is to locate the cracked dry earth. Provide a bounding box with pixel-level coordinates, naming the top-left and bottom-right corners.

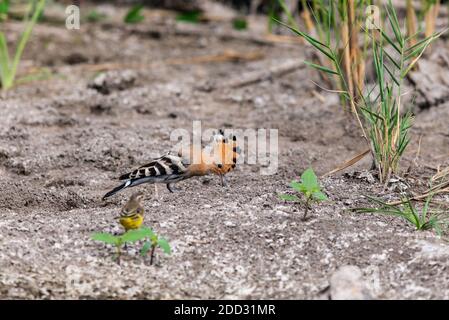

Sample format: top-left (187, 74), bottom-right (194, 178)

top-left (1, 15), bottom-right (449, 299)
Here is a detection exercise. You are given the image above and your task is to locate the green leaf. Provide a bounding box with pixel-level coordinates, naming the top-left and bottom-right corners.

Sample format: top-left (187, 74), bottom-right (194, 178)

top-left (379, 29), bottom-right (401, 55)
top-left (279, 194), bottom-right (300, 202)
top-left (121, 228), bottom-right (151, 243)
top-left (278, 0), bottom-right (298, 29)
top-left (384, 64), bottom-right (400, 86)
top-left (91, 233), bottom-right (119, 245)
top-left (304, 61), bottom-right (339, 75)
top-left (312, 191), bottom-right (328, 201)
top-left (158, 238), bottom-right (171, 255)
top-left (0, 33), bottom-right (11, 81)
top-left (140, 241), bottom-right (152, 256)
top-left (385, 0), bottom-right (404, 48)
top-left (301, 168), bottom-right (319, 191)
top-left (124, 4), bottom-right (144, 24)
top-left (140, 226), bottom-right (155, 238)
top-left (290, 181), bottom-right (304, 192)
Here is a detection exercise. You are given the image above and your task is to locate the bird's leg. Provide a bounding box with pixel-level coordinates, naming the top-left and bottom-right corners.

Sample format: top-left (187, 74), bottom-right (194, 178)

top-left (167, 183), bottom-right (179, 193)
top-left (154, 184), bottom-right (159, 198)
top-left (220, 174), bottom-right (228, 187)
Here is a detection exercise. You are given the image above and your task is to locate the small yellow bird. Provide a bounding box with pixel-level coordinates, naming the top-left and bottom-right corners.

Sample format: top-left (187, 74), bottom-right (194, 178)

top-left (118, 192), bottom-right (145, 232)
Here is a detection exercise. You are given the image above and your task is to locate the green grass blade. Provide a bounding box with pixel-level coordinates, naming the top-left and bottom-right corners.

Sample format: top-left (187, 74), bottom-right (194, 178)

top-left (0, 33), bottom-right (11, 84)
top-left (385, 0), bottom-right (404, 47)
top-left (379, 29), bottom-right (402, 54)
top-left (304, 60), bottom-right (340, 75)
top-left (384, 64), bottom-right (400, 86)
top-left (383, 49), bottom-right (401, 70)
top-left (7, 0), bottom-right (46, 90)
top-left (274, 18), bottom-right (335, 62)
top-left (278, 0), bottom-right (298, 29)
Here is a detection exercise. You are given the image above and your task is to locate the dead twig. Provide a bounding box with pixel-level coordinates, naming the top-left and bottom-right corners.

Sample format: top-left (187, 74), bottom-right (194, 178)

top-left (321, 149), bottom-right (371, 178)
top-left (388, 170), bottom-right (449, 206)
top-left (387, 187), bottom-right (449, 206)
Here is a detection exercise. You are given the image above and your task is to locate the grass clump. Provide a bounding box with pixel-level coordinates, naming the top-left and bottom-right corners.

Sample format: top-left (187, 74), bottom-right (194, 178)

top-left (279, 168), bottom-right (327, 220)
top-left (0, 0), bottom-right (46, 91)
top-left (276, 0), bottom-right (443, 183)
top-left (353, 194), bottom-right (448, 235)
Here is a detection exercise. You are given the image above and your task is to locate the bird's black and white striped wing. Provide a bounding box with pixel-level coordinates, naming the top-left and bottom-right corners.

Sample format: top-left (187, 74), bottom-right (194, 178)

top-left (119, 154), bottom-right (189, 181)
top-left (102, 155), bottom-right (190, 199)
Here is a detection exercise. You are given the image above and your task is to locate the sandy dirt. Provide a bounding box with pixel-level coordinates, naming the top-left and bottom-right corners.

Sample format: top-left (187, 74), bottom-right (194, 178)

top-left (1, 5), bottom-right (449, 299)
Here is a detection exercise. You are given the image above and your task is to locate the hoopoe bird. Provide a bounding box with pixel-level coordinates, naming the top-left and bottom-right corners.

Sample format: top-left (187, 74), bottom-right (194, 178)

top-left (118, 192), bottom-right (145, 231)
top-left (102, 130), bottom-right (239, 200)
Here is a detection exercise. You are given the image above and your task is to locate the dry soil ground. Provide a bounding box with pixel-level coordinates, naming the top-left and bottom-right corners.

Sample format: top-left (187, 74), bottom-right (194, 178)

top-left (1, 6), bottom-right (449, 299)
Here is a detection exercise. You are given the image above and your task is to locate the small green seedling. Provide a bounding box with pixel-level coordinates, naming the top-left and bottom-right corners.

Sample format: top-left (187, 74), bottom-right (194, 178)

top-left (124, 4), bottom-right (144, 24)
top-left (175, 11), bottom-right (201, 24)
top-left (279, 168), bottom-right (327, 220)
top-left (140, 229), bottom-right (171, 265)
top-left (232, 17), bottom-right (247, 31)
top-left (92, 227), bottom-right (152, 264)
top-left (353, 195), bottom-right (448, 235)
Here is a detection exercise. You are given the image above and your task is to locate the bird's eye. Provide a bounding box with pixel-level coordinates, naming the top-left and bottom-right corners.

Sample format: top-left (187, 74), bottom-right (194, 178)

top-left (217, 164), bottom-right (223, 168)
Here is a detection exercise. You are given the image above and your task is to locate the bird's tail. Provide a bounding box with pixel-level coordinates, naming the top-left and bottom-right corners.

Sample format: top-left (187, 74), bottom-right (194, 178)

top-left (102, 180), bottom-right (132, 200)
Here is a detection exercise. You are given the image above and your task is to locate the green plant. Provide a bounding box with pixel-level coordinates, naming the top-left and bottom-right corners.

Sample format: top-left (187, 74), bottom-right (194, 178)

top-left (124, 4), bottom-right (144, 24)
top-left (92, 227), bottom-right (170, 265)
top-left (92, 227), bottom-right (152, 263)
top-left (276, 0), bottom-right (442, 183)
top-left (176, 11), bottom-right (201, 24)
top-left (140, 229), bottom-right (171, 266)
top-left (0, 0), bottom-right (45, 90)
top-left (279, 168), bottom-right (327, 220)
top-left (353, 195), bottom-right (448, 235)
top-left (232, 17), bottom-right (247, 31)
